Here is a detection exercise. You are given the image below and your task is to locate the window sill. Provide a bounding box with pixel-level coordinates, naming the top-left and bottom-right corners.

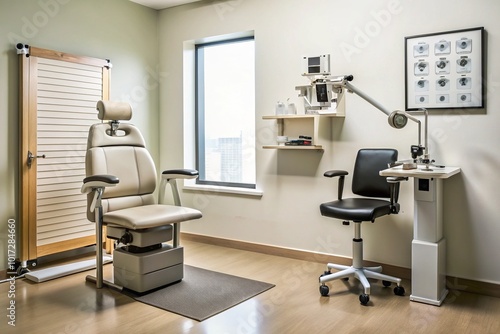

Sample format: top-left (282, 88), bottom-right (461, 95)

top-left (183, 184), bottom-right (263, 197)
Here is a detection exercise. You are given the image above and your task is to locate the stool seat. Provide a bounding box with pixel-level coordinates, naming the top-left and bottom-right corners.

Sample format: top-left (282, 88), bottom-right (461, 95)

top-left (320, 198), bottom-right (393, 222)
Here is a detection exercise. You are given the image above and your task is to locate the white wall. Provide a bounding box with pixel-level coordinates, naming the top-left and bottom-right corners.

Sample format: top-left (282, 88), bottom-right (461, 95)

top-left (0, 0), bottom-right (159, 270)
top-left (159, 0), bottom-right (500, 284)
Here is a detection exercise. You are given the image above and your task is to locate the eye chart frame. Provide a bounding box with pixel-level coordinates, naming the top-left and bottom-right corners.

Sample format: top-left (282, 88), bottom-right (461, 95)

top-left (405, 27), bottom-right (485, 111)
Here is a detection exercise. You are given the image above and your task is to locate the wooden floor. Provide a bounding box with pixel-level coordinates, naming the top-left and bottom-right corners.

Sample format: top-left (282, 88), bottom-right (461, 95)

top-left (1, 240), bottom-right (500, 333)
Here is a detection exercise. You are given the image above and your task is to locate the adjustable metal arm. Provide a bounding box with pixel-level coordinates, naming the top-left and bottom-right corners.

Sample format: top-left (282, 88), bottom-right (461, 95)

top-left (334, 76), bottom-right (430, 166)
top-left (346, 79), bottom-right (424, 150)
top-left (344, 81), bottom-right (393, 116)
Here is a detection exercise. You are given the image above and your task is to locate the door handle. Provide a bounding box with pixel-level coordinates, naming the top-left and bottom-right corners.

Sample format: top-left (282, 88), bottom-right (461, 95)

top-left (27, 151), bottom-right (45, 168)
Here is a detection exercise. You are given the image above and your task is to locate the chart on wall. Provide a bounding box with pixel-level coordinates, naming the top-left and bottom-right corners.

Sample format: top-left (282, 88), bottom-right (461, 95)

top-left (405, 27), bottom-right (484, 111)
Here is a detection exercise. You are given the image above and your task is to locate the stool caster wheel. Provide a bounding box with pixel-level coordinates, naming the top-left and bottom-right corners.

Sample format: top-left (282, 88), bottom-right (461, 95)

top-left (382, 280), bottom-right (391, 287)
top-left (359, 294), bottom-right (370, 305)
top-left (320, 270), bottom-right (330, 277)
top-left (394, 285), bottom-right (405, 296)
top-left (319, 284), bottom-right (329, 296)
top-left (319, 270), bottom-right (330, 280)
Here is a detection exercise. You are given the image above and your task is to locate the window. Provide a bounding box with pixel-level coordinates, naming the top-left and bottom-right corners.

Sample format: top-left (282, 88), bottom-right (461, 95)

top-left (195, 37), bottom-right (256, 189)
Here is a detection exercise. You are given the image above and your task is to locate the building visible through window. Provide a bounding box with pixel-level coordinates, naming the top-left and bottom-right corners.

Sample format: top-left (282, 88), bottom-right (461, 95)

top-left (195, 37), bottom-right (255, 188)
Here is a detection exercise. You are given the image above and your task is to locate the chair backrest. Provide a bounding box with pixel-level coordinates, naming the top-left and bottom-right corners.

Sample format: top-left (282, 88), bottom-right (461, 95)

top-left (351, 148), bottom-right (398, 198)
top-left (85, 101), bottom-right (157, 221)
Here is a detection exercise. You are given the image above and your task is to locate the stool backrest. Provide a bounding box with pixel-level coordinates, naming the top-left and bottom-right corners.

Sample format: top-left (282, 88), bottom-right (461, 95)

top-left (351, 148), bottom-right (398, 198)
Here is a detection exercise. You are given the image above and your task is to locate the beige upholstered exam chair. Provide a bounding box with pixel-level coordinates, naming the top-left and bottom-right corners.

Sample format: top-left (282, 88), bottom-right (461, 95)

top-left (81, 100), bottom-right (202, 293)
top-left (319, 148), bottom-right (407, 305)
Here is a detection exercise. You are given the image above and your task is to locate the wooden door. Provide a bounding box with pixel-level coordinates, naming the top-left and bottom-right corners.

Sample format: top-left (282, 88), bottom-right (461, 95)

top-left (19, 46), bottom-right (110, 263)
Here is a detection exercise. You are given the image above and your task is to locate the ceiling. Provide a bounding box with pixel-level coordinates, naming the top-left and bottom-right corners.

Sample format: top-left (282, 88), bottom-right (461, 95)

top-left (130, 0), bottom-right (203, 10)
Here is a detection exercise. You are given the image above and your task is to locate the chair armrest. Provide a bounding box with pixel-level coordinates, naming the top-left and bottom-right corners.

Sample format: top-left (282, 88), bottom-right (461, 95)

top-left (386, 176), bottom-right (408, 183)
top-left (385, 176), bottom-right (408, 213)
top-left (161, 169), bottom-right (199, 181)
top-left (81, 175), bottom-right (119, 213)
top-left (159, 169), bottom-right (199, 206)
top-left (324, 170), bottom-right (348, 178)
top-left (324, 170), bottom-right (348, 200)
top-left (81, 174), bottom-right (119, 194)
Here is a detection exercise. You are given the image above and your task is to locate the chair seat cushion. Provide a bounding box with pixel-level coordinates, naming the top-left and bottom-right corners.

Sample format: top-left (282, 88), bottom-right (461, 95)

top-left (103, 204), bottom-right (202, 230)
top-left (320, 198), bottom-right (392, 222)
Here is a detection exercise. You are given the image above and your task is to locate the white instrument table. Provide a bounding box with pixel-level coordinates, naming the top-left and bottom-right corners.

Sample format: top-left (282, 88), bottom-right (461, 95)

top-left (380, 165), bottom-right (460, 306)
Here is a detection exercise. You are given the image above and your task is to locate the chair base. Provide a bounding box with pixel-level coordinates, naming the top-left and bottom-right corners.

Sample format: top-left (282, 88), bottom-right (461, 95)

top-left (114, 263), bottom-right (183, 293)
top-left (86, 275), bottom-right (123, 291)
top-left (86, 261), bottom-right (183, 294)
top-left (113, 245), bottom-right (184, 293)
top-left (87, 243), bottom-right (184, 293)
top-left (319, 263), bottom-right (402, 296)
top-left (318, 222), bottom-right (405, 304)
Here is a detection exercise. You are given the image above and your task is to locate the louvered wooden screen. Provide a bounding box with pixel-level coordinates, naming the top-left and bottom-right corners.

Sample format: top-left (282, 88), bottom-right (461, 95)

top-left (19, 46), bottom-right (110, 261)
top-left (36, 58), bottom-right (103, 247)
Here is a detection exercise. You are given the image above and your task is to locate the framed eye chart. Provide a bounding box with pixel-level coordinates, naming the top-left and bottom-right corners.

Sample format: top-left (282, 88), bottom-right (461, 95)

top-left (405, 27), bottom-right (485, 110)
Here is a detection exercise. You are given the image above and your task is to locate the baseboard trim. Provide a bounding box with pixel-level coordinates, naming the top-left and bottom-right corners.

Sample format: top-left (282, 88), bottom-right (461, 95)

top-left (181, 232), bottom-right (500, 299)
top-left (181, 232), bottom-right (411, 279)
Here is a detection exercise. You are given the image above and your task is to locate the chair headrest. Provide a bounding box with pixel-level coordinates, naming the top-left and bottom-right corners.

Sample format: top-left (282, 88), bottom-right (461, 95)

top-left (96, 100), bottom-right (132, 121)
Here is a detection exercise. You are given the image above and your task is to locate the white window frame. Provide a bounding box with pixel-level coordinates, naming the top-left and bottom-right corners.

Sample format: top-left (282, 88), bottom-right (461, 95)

top-left (182, 32), bottom-right (262, 197)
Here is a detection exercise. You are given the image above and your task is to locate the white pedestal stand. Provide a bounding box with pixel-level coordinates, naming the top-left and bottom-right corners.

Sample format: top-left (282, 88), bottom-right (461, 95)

top-left (380, 166), bottom-right (460, 306)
